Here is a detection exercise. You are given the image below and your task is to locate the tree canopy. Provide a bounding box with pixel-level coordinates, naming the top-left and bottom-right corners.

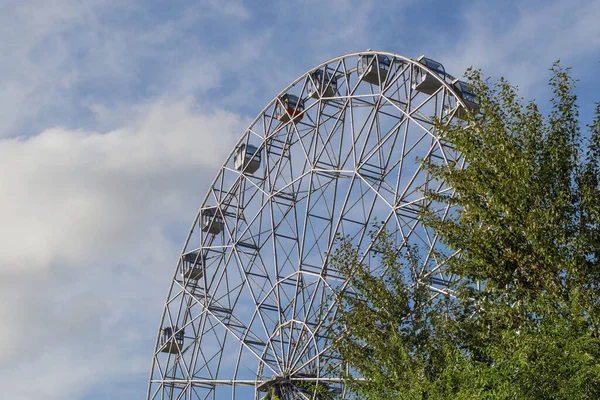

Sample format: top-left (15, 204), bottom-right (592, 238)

top-left (330, 64), bottom-right (600, 400)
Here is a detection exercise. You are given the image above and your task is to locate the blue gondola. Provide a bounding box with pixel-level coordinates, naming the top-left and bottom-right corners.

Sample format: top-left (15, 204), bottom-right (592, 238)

top-left (413, 55), bottom-right (446, 95)
top-left (160, 327), bottom-right (184, 354)
top-left (200, 207), bottom-right (224, 234)
top-left (309, 69), bottom-right (337, 99)
top-left (234, 143), bottom-right (261, 174)
top-left (358, 54), bottom-right (390, 85)
top-left (276, 94), bottom-right (305, 123)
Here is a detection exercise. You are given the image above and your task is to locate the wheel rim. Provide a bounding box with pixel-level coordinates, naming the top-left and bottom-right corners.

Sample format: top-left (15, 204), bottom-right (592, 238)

top-left (148, 51), bottom-right (469, 400)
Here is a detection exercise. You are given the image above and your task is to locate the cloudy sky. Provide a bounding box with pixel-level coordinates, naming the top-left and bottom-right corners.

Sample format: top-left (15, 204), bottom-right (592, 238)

top-left (1, 0), bottom-right (599, 398)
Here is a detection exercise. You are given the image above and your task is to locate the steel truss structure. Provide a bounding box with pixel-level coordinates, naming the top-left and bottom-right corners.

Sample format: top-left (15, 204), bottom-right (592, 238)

top-left (148, 51), bottom-right (474, 400)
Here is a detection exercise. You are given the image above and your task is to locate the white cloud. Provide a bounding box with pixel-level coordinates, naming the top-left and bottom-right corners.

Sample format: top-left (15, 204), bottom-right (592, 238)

top-left (0, 97), bottom-right (248, 398)
top-left (0, 0), bottom-right (113, 136)
top-left (0, 0), bottom-right (255, 138)
top-left (438, 0), bottom-right (600, 93)
top-left (0, 97), bottom-right (245, 271)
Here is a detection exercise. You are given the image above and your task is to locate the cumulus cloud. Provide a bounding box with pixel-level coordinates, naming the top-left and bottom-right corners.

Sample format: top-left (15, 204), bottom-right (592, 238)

top-left (0, 98), bottom-right (245, 271)
top-left (0, 97), bottom-right (248, 398)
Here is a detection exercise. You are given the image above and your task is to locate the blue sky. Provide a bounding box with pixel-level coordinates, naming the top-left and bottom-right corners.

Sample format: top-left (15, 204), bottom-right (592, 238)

top-left (1, 0), bottom-right (599, 398)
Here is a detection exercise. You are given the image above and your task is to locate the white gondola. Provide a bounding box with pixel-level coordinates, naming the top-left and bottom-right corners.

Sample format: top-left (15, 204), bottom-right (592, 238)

top-left (446, 79), bottom-right (480, 119)
top-left (182, 251), bottom-right (205, 280)
top-left (357, 54), bottom-right (390, 85)
top-left (159, 327), bottom-right (184, 354)
top-left (276, 93), bottom-right (305, 123)
top-left (309, 69), bottom-right (337, 99)
top-left (200, 207), bottom-right (224, 235)
top-left (234, 143), bottom-right (261, 174)
top-left (413, 55), bottom-right (446, 95)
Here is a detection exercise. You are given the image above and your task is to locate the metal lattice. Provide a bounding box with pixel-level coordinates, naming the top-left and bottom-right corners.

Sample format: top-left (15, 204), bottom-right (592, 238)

top-left (148, 51), bottom-right (474, 400)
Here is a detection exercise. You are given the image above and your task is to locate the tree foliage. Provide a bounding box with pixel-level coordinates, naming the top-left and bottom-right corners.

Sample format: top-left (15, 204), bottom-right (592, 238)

top-left (330, 64), bottom-right (600, 399)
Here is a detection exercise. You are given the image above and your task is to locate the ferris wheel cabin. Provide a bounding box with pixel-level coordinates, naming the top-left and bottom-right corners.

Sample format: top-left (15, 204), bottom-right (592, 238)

top-left (413, 55), bottom-right (446, 95)
top-left (446, 79), bottom-right (480, 119)
top-left (159, 327), bottom-right (184, 354)
top-left (234, 143), bottom-right (261, 174)
top-left (309, 69), bottom-right (337, 98)
top-left (276, 93), bottom-right (305, 123)
top-left (200, 207), bottom-right (224, 235)
top-left (182, 250), bottom-right (205, 280)
top-left (358, 54), bottom-right (390, 85)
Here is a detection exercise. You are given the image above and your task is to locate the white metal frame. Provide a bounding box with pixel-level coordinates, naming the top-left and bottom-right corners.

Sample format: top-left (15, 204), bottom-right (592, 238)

top-left (147, 50), bottom-right (473, 400)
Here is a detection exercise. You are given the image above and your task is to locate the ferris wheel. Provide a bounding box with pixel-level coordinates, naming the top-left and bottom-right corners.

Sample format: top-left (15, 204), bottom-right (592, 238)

top-left (147, 50), bottom-right (479, 400)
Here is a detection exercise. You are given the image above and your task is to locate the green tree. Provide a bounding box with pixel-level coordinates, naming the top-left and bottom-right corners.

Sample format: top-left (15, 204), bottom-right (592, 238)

top-left (330, 64), bottom-right (600, 399)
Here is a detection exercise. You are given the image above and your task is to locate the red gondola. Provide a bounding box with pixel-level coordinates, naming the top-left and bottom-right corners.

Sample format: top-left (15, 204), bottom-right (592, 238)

top-left (276, 93), bottom-right (305, 123)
